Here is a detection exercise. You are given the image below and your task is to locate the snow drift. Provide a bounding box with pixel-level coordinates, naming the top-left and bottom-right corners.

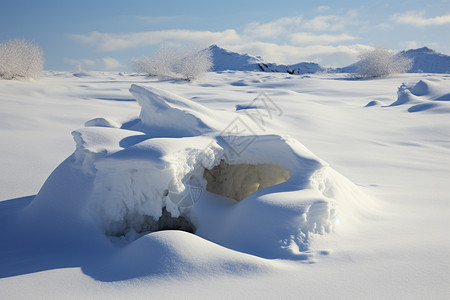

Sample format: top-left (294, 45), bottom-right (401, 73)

top-left (385, 79), bottom-right (450, 113)
top-left (23, 84), bottom-right (373, 258)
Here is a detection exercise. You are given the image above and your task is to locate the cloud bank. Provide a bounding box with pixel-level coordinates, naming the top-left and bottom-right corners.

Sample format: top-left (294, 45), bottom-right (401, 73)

top-left (391, 11), bottom-right (450, 26)
top-left (69, 8), bottom-right (447, 67)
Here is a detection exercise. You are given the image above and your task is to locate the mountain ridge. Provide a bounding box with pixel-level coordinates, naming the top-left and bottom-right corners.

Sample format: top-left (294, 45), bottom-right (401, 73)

top-left (207, 45), bottom-right (327, 75)
top-left (205, 45), bottom-right (450, 74)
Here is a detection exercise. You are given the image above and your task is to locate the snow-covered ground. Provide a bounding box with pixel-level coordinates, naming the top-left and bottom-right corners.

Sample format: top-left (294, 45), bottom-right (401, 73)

top-left (1, 71), bottom-right (450, 299)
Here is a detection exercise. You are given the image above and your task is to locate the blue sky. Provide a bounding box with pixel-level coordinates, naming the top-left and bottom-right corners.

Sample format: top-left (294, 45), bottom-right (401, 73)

top-left (1, 0), bottom-right (449, 70)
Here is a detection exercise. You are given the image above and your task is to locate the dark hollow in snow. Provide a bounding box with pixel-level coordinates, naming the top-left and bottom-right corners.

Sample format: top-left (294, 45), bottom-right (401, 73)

top-left (203, 160), bottom-right (291, 202)
top-left (155, 208), bottom-right (196, 233)
top-left (107, 207), bottom-right (196, 238)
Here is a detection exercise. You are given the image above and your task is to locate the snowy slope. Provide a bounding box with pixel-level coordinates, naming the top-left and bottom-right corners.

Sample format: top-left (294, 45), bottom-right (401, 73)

top-left (1, 71), bottom-right (450, 298)
top-left (209, 45), bottom-right (450, 75)
top-left (208, 45), bottom-right (326, 74)
top-left (208, 45), bottom-right (266, 72)
top-left (339, 47), bottom-right (450, 74)
top-left (401, 47), bottom-right (450, 73)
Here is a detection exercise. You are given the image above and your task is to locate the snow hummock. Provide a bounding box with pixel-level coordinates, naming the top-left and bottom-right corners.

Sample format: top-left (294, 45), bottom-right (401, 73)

top-left (18, 83), bottom-right (372, 259)
top-left (85, 117), bottom-right (121, 128)
top-left (386, 79), bottom-right (450, 112)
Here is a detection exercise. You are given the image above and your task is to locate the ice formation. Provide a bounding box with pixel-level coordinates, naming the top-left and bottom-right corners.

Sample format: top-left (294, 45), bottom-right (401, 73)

top-left (26, 84), bottom-right (371, 258)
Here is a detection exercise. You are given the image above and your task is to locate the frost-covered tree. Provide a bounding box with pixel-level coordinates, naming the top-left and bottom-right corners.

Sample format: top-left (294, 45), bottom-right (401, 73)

top-left (355, 47), bottom-right (412, 79)
top-left (0, 39), bottom-right (44, 79)
top-left (132, 46), bottom-right (212, 81)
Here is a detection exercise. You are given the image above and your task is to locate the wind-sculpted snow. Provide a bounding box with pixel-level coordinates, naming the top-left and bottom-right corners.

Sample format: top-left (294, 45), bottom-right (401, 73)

top-left (382, 79), bottom-right (450, 113)
top-left (3, 71), bottom-right (450, 298)
top-left (19, 84), bottom-right (372, 263)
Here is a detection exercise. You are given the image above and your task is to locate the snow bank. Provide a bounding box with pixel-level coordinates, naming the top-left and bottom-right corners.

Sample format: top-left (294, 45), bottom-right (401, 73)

top-left (387, 79), bottom-right (450, 113)
top-left (25, 84), bottom-right (373, 258)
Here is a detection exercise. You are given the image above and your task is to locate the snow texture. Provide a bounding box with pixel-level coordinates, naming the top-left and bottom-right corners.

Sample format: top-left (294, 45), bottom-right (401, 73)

top-left (387, 79), bottom-right (450, 112)
top-left (17, 83), bottom-right (371, 259)
top-left (1, 70), bottom-right (449, 299)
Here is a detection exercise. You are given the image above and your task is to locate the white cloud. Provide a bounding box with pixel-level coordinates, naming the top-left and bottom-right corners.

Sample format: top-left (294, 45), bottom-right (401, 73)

top-left (400, 40), bottom-right (421, 50)
top-left (64, 57), bottom-right (123, 71)
top-left (316, 6), bottom-right (331, 13)
top-left (243, 16), bottom-right (303, 38)
top-left (102, 57), bottom-right (122, 69)
top-left (391, 11), bottom-right (450, 26)
top-left (242, 12), bottom-right (359, 38)
top-left (291, 32), bottom-right (358, 45)
top-left (64, 58), bottom-right (96, 71)
top-left (69, 29), bottom-right (241, 51)
top-left (375, 23), bottom-right (391, 29)
top-left (68, 11), bottom-right (370, 68)
top-left (301, 11), bottom-right (358, 31)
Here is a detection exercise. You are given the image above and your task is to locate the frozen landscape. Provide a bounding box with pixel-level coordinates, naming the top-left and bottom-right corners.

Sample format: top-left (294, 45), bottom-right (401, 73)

top-left (1, 58), bottom-right (450, 298)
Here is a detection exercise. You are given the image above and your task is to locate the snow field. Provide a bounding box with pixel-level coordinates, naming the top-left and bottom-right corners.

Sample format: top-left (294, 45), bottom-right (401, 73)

top-left (1, 71), bottom-right (449, 298)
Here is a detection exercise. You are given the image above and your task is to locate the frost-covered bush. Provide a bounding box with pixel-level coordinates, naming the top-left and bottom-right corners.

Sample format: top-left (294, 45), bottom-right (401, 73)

top-left (0, 39), bottom-right (44, 79)
top-left (132, 46), bottom-right (212, 81)
top-left (355, 47), bottom-right (412, 79)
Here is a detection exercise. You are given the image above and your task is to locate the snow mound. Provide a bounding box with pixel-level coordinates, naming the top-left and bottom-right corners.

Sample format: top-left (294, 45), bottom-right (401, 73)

top-left (84, 230), bottom-right (272, 281)
top-left (25, 84), bottom-right (373, 259)
top-left (365, 100), bottom-right (384, 107)
top-left (387, 79), bottom-right (450, 113)
top-left (85, 117), bottom-right (121, 128)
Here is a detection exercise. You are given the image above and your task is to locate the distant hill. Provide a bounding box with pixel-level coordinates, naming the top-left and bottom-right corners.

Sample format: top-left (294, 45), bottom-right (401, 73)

top-left (400, 47), bottom-right (450, 73)
top-left (204, 45), bottom-right (450, 74)
top-left (338, 47), bottom-right (450, 74)
top-left (206, 45), bottom-right (327, 74)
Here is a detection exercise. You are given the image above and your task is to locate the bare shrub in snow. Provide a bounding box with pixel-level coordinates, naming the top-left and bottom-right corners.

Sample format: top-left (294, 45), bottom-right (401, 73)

top-left (355, 47), bottom-right (412, 79)
top-left (132, 46), bottom-right (212, 80)
top-left (0, 39), bottom-right (44, 79)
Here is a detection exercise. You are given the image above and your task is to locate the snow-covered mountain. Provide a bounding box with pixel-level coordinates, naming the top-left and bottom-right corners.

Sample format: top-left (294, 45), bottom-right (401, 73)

top-left (400, 47), bottom-right (450, 73)
top-left (337, 47), bottom-right (450, 74)
top-left (207, 45), bottom-right (450, 74)
top-left (207, 45), bottom-right (266, 72)
top-left (207, 45), bottom-right (326, 74)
